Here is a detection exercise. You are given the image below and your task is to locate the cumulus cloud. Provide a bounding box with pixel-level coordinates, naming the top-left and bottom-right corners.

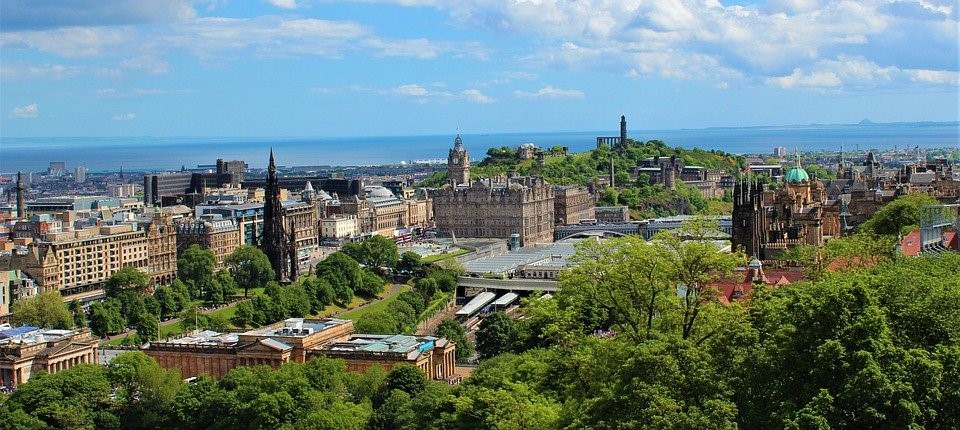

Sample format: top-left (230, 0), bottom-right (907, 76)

top-left (10, 103), bottom-right (38, 118)
top-left (765, 56), bottom-right (959, 89)
top-left (514, 85), bottom-right (585, 99)
top-left (112, 113), bottom-right (137, 121)
top-left (360, 0), bottom-right (957, 91)
top-left (394, 84), bottom-right (431, 97)
top-left (266, 0), bottom-right (298, 9)
top-left (461, 89), bottom-right (495, 103)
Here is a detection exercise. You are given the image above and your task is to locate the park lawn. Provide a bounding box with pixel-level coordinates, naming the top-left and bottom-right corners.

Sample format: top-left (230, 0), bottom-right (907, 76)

top-left (337, 284), bottom-right (413, 321)
top-left (313, 284), bottom-right (401, 318)
top-left (422, 249), bottom-right (469, 264)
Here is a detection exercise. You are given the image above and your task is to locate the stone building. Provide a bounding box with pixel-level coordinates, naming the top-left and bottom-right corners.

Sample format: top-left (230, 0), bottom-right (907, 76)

top-left (732, 154), bottom-right (825, 259)
top-left (144, 318), bottom-right (456, 381)
top-left (339, 186), bottom-right (432, 238)
top-left (0, 325), bottom-right (99, 388)
top-left (448, 135), bottom-right (470, 186)
top-left (431, 136), bottom-right (555, 247)
top-left (319, 214), bottom-right (359, 246)
top-left (310, 334), bottom-right (456, 381)
top-left (554, 186), bottom-right (595, 225)
top-left (594, 206), bottom-right (630, 223)
top-left (0, 270), bottom-right (38, 322)
top-left (10, 211), bottom-right (176, 301)
top-left (282, 200), bottom-right (319, 268)
top-left (176, 215), bottom-right (241, 269)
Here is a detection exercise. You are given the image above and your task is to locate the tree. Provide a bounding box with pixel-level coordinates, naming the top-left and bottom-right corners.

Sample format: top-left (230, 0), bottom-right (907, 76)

top-left (232, 300), bottom-right (256, 328)
top-left (476, 311), bottom-right (520, 358)
top-left (153, 285), bottom-right (178, 319)
top-left (397, 291), bottom-right (426, 316)
top-left (67, 299), bottom-right (86, 328)
top-left (135, 312), bottom-right (160, 342)
top-left (107, 351), bottom-right (183, 429)
top-left (384, 363), bottom-right (427, 396)
top-left (179, 306), bottom-right (210, 333)
top-left (225, 245), bottom-right (275, 297)
top-left (387, 300), bottom-right (417, 329)
top-left (354, 310), bottom-right (400, 334)
top-left (414, 277), bottom-right (439, 299)
top-left (429, 270), bottom-right (458, 293)
top-left (397, 251), bottom-right (424, 275)
top-left (177, 244), bottom-right (217, 299)
top-left (11, 291), bottom-right (73, 329)
top-left (361, 235), bottom-right (400, 270)
top-left (860, 192), bottom-right (940, 236)
top-left (316, 252), bottom-right (362, 303)
top-left (104, 266), bottom-right (150, 298)
top-left (357, 270), bottom-right (386, 297)
top-left (88, 299), bottom-right (126, 337)
top-left (435, 319), bottom-right (474, 363)
top-left (1, 364), bottom-right (116, 429)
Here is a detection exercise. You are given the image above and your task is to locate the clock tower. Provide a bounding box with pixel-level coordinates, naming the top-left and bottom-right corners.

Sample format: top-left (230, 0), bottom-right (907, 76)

top-left (448, 134), bottom-right (470, 185)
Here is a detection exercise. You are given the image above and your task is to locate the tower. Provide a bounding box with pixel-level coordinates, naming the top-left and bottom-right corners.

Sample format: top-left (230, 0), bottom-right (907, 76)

top-left (16, 171), bottom-right (26, 219)
top-left (262, 150), bottom-right (290, 282)
top-left (302, 181), bottom-right (316, 205)
top-left (732, 179), bottom-right (766, 258)
top-left (448, 134), bottom-right (470, 185)
top-left (619, 115), bottom-right (627, 148)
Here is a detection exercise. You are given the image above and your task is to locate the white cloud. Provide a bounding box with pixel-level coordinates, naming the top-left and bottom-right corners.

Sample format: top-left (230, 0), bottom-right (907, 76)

top-left (121, 55), bottom-right (169, 74)
top-left (10, 103), bottom-right (38, 118)
top-left (514, 85), bottom-right (585, 99)
top-left (113, 113), bottom-right (137, 121)
top-left (266, 0), bottom-right (298, 9)
top-left (765, 56), bottom-right (959, 89)
top-left (394, 84), bottom-right (430, 97)
top-left (461, 89), bottom-right (494, 103)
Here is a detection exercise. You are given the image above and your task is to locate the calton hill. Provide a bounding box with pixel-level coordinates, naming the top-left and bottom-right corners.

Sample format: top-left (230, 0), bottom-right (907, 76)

top-left (419, 138), bottom-right (744, 218)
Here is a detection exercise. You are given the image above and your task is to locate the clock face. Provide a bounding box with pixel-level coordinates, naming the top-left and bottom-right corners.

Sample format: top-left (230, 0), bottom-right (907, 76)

top-left (452, 158), bottom-right (459, 165)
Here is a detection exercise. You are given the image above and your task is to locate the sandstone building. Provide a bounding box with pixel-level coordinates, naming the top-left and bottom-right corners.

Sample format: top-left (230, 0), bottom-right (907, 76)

top-left (431, 136), bottom-right (555, 247)
top-left (144, 318), bottom-right (456, 381)
top-left (0, 325), bottom-right (99, 388)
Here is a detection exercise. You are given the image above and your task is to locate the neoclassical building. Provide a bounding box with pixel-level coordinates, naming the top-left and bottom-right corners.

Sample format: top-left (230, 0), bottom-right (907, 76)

top-left (144, 318), bottom-right (456, 381)
top-left (431, 136), bottom-right (555, 247)
top-left (0, 326), bottom-right (99, 388)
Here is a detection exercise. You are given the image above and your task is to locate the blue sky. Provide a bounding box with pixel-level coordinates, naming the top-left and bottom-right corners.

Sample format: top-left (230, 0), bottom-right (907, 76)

top-left (1, 0), bottom-right (957, 138)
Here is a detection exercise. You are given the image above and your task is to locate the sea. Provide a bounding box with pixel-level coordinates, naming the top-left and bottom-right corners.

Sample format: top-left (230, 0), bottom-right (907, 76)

top-left (1, 122), bottom-right (957, 173)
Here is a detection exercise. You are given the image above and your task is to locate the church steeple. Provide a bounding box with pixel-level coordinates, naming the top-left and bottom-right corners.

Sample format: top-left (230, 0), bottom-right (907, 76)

top-left (263, 149), bottom-right (289, 282)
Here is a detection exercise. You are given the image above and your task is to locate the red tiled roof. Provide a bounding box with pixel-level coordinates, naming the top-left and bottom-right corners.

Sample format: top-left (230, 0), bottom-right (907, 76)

top-left (901, 230), bottom-right (922, 257)
top-left (944, 231), bottom-right (958, 251)
top-left (710, 266), bottom-right (803, 304)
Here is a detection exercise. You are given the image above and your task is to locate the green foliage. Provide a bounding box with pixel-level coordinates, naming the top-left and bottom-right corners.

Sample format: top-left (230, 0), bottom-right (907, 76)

top-left (104, 266), bottom-right (150, 297)
top-left (860, 192), bottom-right (940, 236)
top-left (178, 244), bottom-right (217, 300)
top-left (88, 299), bottom-right (126, 337)
top-left (178, 306), bottom-right (210, 333)
top-left (0, 364), bottom-right (115, 430)
top-left (397, 291), bottom-right (426, 316)
top-left (107, 351), bottom-right (183, 428)
top-left (435, 319), bottom-right (474, 363)
top-left (225, 245), bottom-right (275, 297)
top-left (135, 312), bottom-right (160, 342)
top-left (10, 291), bottom-right (73, 329)
top-left (68, 300), bottom-right (86, 328)
top-left (315, 252), bottom-right (362, 304)
top-left (414, 277), bottom-right (439, 299)
top-left (357, 270), bottom-right (386, 297)
top-left (397, 251), bottom-right (425, 276)
top-left (354, 310), bottom-right (400, 334)
top-left (476, 311), bottom-right (526, 358)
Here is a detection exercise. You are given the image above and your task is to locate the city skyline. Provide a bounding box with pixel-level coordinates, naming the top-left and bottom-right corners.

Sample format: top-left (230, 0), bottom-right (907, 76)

top-left (1, 0), bottom-right (957, 138)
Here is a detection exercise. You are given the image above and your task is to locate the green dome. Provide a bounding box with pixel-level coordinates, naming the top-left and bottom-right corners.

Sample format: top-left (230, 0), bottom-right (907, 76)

top-left (785, 166), bottom-right (809, 183)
